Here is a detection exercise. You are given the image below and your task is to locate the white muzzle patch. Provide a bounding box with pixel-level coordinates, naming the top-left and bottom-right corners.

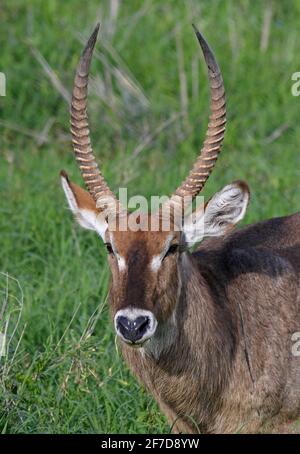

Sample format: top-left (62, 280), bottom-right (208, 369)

top-left (114, 308), bottom-right (158, 346)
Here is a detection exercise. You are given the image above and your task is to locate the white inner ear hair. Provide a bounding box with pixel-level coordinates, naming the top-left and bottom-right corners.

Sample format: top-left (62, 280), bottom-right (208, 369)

top-left (61, 176), bottom-right (77, 212)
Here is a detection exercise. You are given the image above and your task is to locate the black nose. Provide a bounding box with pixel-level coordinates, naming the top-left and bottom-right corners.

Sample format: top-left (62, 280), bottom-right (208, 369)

top-left (117, 315), bottom-right (150, 343)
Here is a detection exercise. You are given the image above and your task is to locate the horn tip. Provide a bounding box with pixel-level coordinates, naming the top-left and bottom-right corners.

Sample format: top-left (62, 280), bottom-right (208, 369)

top-left (86, 23), bottom-right (100, 50)
top-left (191, 23), bottom-right (204, 42)
top-left (93, 22), bottom-right (100, 38)
top-left (192, 24), bottom-right (219, 73)
top-left (192, 24), bottom-right (207, 49)
top-left (192, 23), bottom-right (198, 34)
top-left (78, 23), bottom-right (100, 74)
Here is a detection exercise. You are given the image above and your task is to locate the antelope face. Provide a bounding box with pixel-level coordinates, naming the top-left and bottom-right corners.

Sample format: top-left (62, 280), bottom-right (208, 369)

top-left (107, 221), bottom-right (182, 346)
top-left (62, 176), bottom-right (249, 347)
top-left (60, 24), bottom-right (250, 348)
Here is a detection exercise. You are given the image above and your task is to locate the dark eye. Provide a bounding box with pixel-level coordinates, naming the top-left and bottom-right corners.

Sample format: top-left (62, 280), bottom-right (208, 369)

top-left (165, 244), bottom-right (179, 257)
top-left (105, 243), bottom-right (114, 255)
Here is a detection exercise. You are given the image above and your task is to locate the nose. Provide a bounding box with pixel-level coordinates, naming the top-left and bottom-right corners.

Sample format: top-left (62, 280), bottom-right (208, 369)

top-left (116, 315), bottom-right (150, 343)
top-left (114, 308), bottom-right (158, 346)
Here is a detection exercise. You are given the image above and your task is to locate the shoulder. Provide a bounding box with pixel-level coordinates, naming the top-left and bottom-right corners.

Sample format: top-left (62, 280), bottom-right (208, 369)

top-left (193, 241), bottom-right (295, 282)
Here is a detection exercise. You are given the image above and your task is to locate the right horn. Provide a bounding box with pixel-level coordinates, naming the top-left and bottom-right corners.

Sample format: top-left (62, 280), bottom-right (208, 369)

top-left (70, 23), bottom-right (124, 215)
top-left (170, 25), bottom-right (226, 204)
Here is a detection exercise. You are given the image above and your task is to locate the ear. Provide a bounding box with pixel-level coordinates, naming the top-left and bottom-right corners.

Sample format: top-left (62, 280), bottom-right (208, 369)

top-left (60, 170), bottom-right (108, 240)
top-left (183, 180), bottom-right (250, 245)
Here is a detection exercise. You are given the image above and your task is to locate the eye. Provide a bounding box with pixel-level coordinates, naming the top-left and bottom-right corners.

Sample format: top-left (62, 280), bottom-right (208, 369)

top-left (105, 243), bottom-right (114, 255)
top-left (165, 244), bottom-right (179, 257)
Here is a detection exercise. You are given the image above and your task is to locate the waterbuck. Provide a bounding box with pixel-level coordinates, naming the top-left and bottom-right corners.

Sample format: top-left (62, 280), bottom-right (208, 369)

top-left (61, 24), bottom-right (300, 433)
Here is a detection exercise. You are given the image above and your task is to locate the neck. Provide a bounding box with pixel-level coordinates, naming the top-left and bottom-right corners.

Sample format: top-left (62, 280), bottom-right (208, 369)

top-left (143, 252), bottom-right (238, 391)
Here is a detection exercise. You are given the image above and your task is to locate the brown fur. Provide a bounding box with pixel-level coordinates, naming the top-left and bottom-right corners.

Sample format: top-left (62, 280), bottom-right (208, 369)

top-left (60, 171), bottom-right (97, 211)
top-left (108, 225), bottom-right (181, 323)
top-left (63, 178), bottom-right (300, 433)
top-left (112, 213), bottom-right (300, 433)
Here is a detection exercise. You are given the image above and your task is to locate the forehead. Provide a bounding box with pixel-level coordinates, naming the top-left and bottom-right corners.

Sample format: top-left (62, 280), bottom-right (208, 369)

top-left (107, 214), bottom-right (179, 257)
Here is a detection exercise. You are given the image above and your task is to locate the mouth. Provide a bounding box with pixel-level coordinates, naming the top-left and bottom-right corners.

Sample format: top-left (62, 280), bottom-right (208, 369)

top-left (121, 335), bottom-right (152, 348)
top-left (123, 339), bottom-right (146, 348)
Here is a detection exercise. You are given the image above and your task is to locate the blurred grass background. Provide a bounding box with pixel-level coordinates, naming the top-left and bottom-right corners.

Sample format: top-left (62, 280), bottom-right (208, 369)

top-left (0, 0), bottom-right (300, 433)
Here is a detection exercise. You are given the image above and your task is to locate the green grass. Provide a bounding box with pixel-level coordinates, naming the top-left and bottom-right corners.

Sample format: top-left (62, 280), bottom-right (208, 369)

top-left (0, 0), bottom-right (300, 433)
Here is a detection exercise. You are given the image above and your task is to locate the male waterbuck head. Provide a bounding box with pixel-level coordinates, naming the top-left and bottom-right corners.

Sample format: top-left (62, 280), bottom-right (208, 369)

top-left (61, 24), bottom-right (249, 348)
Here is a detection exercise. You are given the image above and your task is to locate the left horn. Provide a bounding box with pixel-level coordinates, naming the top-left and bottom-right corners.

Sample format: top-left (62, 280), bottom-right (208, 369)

top-left (170, 25), bottom-right (226, 205)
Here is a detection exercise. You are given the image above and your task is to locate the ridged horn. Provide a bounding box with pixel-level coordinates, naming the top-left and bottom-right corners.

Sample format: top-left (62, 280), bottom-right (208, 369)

top-left (70, 23), bottom-right (122, 213)
top-left (170, 25), bottom-right (226, 205)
